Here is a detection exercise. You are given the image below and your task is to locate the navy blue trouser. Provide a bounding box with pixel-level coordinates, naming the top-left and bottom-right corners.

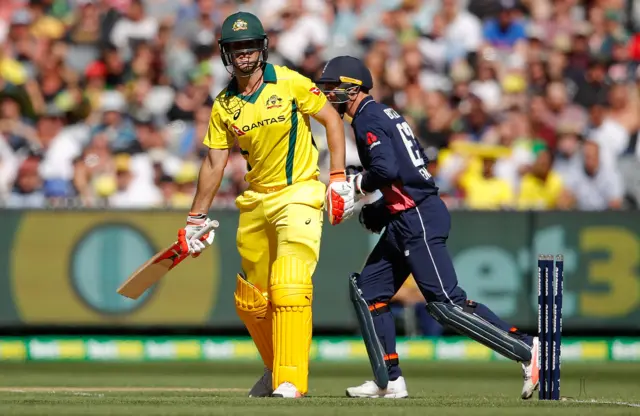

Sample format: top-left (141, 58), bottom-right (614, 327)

top-left (357, 195), bottom-right (533, 380)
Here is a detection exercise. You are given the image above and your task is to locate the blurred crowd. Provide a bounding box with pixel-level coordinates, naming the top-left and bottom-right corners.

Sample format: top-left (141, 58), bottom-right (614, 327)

top-left (1, 0), bottom-right (640, 210)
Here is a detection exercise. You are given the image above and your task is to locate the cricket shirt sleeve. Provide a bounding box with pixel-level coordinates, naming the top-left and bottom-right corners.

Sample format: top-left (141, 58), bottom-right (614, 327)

top-left (203, 102), bottom-right (235, 149)
top-left (289, 70), bottom-right (327, 115)
top-left (358, 123), bottom-right (400, 193)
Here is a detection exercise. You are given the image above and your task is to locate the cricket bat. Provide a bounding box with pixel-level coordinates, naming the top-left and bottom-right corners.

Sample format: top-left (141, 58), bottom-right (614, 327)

top-left (116, 221), bottom-right (219, 300)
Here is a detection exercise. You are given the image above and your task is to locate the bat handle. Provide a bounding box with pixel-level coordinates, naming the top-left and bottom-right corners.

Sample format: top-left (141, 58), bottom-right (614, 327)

top-left (193, 220), bottom-right (218, 240)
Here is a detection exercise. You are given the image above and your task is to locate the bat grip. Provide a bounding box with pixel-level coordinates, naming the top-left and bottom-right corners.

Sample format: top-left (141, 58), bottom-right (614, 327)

top-left (193, 220), bottom-right (218, 240)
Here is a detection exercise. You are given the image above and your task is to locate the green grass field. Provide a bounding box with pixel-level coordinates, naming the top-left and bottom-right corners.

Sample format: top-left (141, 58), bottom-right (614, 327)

top-left (0, 361), bottom-right (638, 415)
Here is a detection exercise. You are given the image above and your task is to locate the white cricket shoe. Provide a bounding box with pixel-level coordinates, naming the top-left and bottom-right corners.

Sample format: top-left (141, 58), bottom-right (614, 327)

top-left (346, 376), bottom-right (409, 398)
top-left (521, 337), bottom-right (540, 400)
top-left (248, 368), bottom-right (273, 397)
top-left (271, 381), bottom-right (303, 398)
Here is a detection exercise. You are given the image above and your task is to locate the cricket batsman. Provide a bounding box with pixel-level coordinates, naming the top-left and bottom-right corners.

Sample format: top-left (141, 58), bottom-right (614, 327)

top-left (178, 13), bottom-right (355, 398)
top-left (316, 56), bottom-right (540, 399)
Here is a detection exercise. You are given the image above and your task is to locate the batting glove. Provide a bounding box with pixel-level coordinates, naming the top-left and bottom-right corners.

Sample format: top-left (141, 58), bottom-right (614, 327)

top-left (325, 170), bottom-right (355, 225)
top-left (178, 213), bottom-right (216, 257)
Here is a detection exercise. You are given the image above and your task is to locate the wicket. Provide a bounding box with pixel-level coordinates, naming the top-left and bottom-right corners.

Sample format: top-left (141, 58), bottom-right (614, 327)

top-left (538, 254), bottom-right (563, 400)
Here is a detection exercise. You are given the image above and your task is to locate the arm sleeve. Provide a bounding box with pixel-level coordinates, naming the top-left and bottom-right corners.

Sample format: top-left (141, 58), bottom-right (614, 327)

top-left (360, 125), bottom-right (400, 192)
top-left (289, 71), bottom-right (327, 116)
top-left (202, 104), bottom-right (235, 149)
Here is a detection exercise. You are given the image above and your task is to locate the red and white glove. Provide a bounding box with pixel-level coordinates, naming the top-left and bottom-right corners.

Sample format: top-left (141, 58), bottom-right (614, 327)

top-left (178, 213), bottom-right (216, 257)
top-left (325, 170), bottom-right (355, 225)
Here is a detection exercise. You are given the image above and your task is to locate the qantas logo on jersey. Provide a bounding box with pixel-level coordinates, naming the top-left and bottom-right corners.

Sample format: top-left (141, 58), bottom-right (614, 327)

top-left (237, 115), bottom-right (286, 133)
top-left (309, 87), bottom-right (321, 96)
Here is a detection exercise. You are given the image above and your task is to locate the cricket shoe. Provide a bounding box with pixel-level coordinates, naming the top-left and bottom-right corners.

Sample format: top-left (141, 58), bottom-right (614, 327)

top-left (521, 337), bottom-right (540, 400)
top-left (248, 368), bottom-right (273, 397)
top-left (271, 382), bottom-right (303, 398)
top-left (346, 376), bottom-right (408, 398)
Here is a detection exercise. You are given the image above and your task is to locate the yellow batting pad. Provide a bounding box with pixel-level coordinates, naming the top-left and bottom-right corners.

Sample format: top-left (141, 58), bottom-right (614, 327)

top-left (234, 274), bottom-right (274, 370)
top-left (270, 256), bottom-right (313, 394)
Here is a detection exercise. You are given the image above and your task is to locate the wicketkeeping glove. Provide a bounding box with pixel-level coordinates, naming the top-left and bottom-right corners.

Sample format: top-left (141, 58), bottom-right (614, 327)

top-left (359, 198), bottom-right (391, 234)
top-left (346, 165), bottom-right (366, 202)
top-left (178, 213), bottom-right (216, 257)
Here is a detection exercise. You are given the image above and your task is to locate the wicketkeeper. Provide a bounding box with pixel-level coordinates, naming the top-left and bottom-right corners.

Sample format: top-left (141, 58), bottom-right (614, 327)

top-left (316, 56), bottom-right (540, 400)
top-left (178, 12), bottom-right (354, 398)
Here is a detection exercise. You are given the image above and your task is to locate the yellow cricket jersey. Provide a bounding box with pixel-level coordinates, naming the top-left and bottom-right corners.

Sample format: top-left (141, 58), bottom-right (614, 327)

top-left (461, 175), bottom-right (514, 210)
top-left (203, 63), bottom-right (327, 189)
top-left (517, 171), bottom-right (564, 210)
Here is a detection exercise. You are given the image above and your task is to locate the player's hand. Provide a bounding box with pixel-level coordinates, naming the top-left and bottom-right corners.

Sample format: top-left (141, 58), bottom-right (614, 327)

top-left (359, 198), bottom-right (390, 234)
top-left (178, 213), bottom-right (216, 257)
top-left (346, 165), bottom-right (366, 202)
top-left (326, 170), bottom-right (355, 225)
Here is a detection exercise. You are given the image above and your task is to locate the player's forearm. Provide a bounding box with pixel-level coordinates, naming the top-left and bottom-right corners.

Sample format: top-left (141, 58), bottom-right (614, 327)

top-left (361, 161), bottom-right (399, 193)
top-left (190, 149), bottom-right (229, 214)
top-left (324, 114), bottom-right (346, 174)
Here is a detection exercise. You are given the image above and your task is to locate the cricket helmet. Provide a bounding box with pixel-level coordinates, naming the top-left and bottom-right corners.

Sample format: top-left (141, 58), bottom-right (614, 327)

top-left (218, 12), bottom-right (269, 68)
top-left (316, 56), bottom-right (373, 115)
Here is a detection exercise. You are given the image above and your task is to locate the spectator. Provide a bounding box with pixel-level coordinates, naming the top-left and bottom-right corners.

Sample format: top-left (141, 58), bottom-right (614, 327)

top-left (0, 130), bottom-right (19, 200)
top-left (482, 0), bottom-right (527, 50)
top-left (273, 1), bottom-right (329, 68)
top-left (586, 100), bottom-right (628, 167)
top-left (440, 0), bottom-right (483, 57)
top-left (5, 156), bottom-right (45, 208)
top-left (93, 91), bottom-right (135, 148)
top-left (457, 146), bottom-right (515, 210)
top-left (0, 0), bottom-right (638, 212)
top-left (170, 160), bottom-right (198, 208)
top-left (108, 152), bottom-right (162, 208)
top-left (110, 0), bottom-right (158, 60)
top-left (572, 58), bottom-right (610, 108)
top-left (563, 140), bottom-right (624, 211)
top-left (517, 143), bottom-right (567, 210)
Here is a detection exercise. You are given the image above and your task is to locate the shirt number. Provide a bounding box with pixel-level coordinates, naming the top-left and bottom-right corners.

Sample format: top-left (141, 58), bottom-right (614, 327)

top-left (396, 122), bottom-right (424, 168)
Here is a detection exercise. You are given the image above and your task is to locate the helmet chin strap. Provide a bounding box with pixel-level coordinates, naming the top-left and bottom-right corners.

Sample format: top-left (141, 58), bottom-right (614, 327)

top-left (232, 60), bottom-right (263, 78)
top-left (225, 51), bottom-right (266, 78)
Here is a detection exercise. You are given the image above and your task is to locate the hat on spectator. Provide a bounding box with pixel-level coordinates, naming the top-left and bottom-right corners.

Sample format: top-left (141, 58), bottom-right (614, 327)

top-left (499, 0), bottom-right (518, 11)
top-left (114, 153), bottom-right (131, 172)
top-left (100, 91), bottom-right (126, 113)
top-left (573, 22), bottom-right (593, 37)
top-left (526, 24), bottom-right (545, 41)
top-left (449, 61), bottom-right (474, 84)
top-left (604, 8), bottom-right (622, 22)
top-left (147, 148), bottom-right (168, 165)
top-left (174, 161), bottom-right (199, 185)
top-left (531, 139), bottom-right (548, 156)
top-left (630, 34), bottom-right (640, 61)
top-left (85, 61), bottom-right (107, 79)
top-left (40, 103), bottom-right (66, 119)
top-left (11, 10), bottom-right (32, 26)
top-left (94, 174), bottom-right (117, 197)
